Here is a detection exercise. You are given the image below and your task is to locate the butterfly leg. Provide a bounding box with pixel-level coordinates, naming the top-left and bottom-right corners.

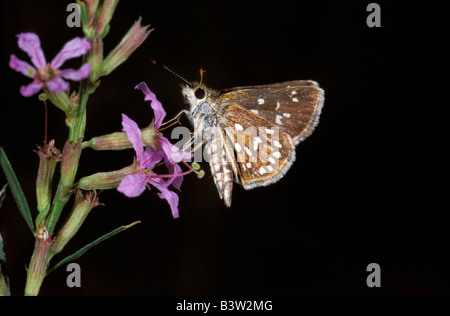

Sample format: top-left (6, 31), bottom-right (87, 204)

top-left (159, 109), bottom-right (192, 130)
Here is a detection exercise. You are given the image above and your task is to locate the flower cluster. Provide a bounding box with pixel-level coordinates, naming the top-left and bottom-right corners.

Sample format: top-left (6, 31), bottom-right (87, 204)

top-left (117, 82), bottom-right (192, 218)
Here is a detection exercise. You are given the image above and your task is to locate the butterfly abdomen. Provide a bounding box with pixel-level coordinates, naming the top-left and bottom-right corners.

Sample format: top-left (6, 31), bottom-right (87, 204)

top-left (206, 135), bottom-right (233, 207)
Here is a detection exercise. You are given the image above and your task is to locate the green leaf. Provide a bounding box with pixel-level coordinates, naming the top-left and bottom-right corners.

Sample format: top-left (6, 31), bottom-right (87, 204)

top-left (0, 183), bottom-right (7, 211)
top-left (0, 232), bottom-right (10, 296)
top-left (35, 204), bottom-right (50, 229)
top-left (0, 147), bottom-right (35, 234)
top-left (0, 232), bottom-right (5, 263)
top-left (100, 23), bottom-right (110, 39)
top-left (78, 1), bottom-right (88, 29)
top-left (47, 221), bottom-right (141, 275)
top-left (1, 184), bottom-right (7, 262)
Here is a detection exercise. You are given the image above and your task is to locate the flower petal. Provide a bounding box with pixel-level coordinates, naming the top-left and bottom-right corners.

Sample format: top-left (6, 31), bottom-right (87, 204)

top-left (121, 114), bottom-right (143, 164)
top-left (166, 164), bottom-right (183, 191)
top-left (118, 173), bottom-right (147, 197)
top-left (51, 37), bottom-right (91, 69)
top-left (19, 81), bottom-right (43, 97)
top-left (149, 178), bottom-right (180, 218)
top-left (17, 33), bottom-right (46, 68)
top-left (9, 55), bottom-right (36, 78)
top-left (135, 82), bottom-right (166, 129)
top-left (142, 146), bottom-right (163, 171)
top-left (59, 63), bottom-right (91, 81)
top-left (46, 77), bottom-right (70, 93)
top-left (159, 136), bottom-right (193, 164)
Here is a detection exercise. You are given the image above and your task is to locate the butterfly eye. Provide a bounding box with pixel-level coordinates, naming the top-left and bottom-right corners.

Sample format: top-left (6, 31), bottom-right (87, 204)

top-left (195, 88), bottom-right (205, 99)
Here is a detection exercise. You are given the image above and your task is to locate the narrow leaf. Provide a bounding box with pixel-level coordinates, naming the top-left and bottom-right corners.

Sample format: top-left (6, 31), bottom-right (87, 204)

top-left (0, 232), bottom-right (11, 296)
top-left (47, 221), bottom-right (141, 275)
top-left (1, 184), bottom-right (8, 262)
top-left (1, 184), bottom-right (10, 296)
top-left (0, 232), bottom-right (5, 264)
top-left (0, 183), bottom-right (7, 211)
top-left (0, 147), bottom-right (35, 233)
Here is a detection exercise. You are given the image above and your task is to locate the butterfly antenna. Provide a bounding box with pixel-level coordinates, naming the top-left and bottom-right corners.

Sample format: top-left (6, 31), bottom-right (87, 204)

top-left (199, 68), bottom-right (205, 86)
top-left (151, 58), bottom-right (191, 86)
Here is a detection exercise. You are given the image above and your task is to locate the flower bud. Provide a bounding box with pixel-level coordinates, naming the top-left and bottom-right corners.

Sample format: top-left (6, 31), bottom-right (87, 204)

top-left (87, 37), bottom-right (103, 83)
top-left (101, 17), bottom-right (153, 76)
top-left (35, 140), bottom-right (61, 214)
top-left (43, 89), bottom-right (72, 113)
top-left (77, 161), bottom-right (141, 191)
top-left (60, 141), bottom-right (82, 188)
top-left (93, 0), bottom-right (119, 37)
top-left (51, 190), bottom-right (100, 254)
top-left (84, 0), bottom-right (100, 22)
top-left (82, 124), bottom-right (156, 151)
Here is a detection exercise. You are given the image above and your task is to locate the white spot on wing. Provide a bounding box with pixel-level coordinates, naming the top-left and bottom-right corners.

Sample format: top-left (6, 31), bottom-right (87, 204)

top-left (275, 115), bottom-right (283, 125)
top-left (246, 162), bottom-right (252, 168)
top-left (273, 151), bottom-right (281, 158)
top-left (259, 166), bottom-right (266, 175)
top-left (250, 109), bottom-right (259, 114)
top-left (276, 102), bottom-right (280, 110)
top-left (257, 98), bottom-right (265, 105)
top-left (292, 97), bottom-right (299, 102)
top-left (235, 123), bottom-right (243, 131)
top-left (283, 113), bottom-right (291, 118)
top-left (291, 90), bottom-right (297, 95)
top-left (235, 143), bottom-right (242, 152)
top-left (274, 140), bottom-right (282, 148)
top-left (254, 137), bottom-right (262, 151)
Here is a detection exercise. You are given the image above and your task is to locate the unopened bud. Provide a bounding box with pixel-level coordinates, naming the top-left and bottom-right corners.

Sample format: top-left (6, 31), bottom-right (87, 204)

top-left (43, 89), bottom-right (72, 113)
top-left (88, 37), bottom-right (103, 83)
top-left (82, 124), bottom-right (156, 151)
top-left (93, 0), bottom-right (119, 37)
top-left (51, 190), bottom-right (100, 254)
top-left (102, 17), bottom-right (153, 76)
top-left (60, 141), bottom-right (82, 188)
top-left (35, 140), bottom-right (61, 214)
top-left (77, 161), bottom-right (141, 191)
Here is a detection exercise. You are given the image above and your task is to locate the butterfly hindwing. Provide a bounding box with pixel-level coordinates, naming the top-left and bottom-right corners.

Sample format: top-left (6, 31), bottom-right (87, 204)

top-left (217, 103), bottom-right (296, 189)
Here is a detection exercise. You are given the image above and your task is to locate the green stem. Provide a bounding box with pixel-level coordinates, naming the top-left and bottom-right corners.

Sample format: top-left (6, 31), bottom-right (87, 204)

top-left (47, 58), bottom-right (91, 233)
top-left (70, 78), bottom-right (90, 143)
top-left (45, 182), bottom-right (71, 234)
top-left (24, 233), bottom-right (54, 296)
top-left (25, 59), bottom-right (92, 294)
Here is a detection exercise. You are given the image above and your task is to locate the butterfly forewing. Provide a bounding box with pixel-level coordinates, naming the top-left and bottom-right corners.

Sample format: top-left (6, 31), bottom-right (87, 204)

top-left (217, 80), bottom-right (324, 145)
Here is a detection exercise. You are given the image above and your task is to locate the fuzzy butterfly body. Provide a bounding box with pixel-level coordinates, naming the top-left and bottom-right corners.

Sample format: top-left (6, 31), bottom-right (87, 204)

top-left (181, 80), bottom-right (324, 207)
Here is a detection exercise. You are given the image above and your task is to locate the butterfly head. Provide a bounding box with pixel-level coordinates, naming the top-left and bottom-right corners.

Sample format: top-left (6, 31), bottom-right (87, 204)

top-left (181, 82), bottom-right (220, 114)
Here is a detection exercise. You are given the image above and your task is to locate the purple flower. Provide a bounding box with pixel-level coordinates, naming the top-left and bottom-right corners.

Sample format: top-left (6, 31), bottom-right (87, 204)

top-left (9, 33), bottom-right (91, 97)
top-left (118, 83), bottom-right (192, 218)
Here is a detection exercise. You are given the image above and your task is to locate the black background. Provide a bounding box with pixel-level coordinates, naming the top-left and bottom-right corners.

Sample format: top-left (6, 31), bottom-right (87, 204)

top-left (1, 0), bottom-right (448, 296)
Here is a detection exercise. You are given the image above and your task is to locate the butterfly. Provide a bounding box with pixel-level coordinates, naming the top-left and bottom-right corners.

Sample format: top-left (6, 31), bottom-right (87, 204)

top-left (179, 77), bottom-right (324, 207)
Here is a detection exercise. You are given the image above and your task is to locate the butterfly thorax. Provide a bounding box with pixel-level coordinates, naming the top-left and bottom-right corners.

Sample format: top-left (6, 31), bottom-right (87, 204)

top-left (181, 83), bottom-right (222, 143)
